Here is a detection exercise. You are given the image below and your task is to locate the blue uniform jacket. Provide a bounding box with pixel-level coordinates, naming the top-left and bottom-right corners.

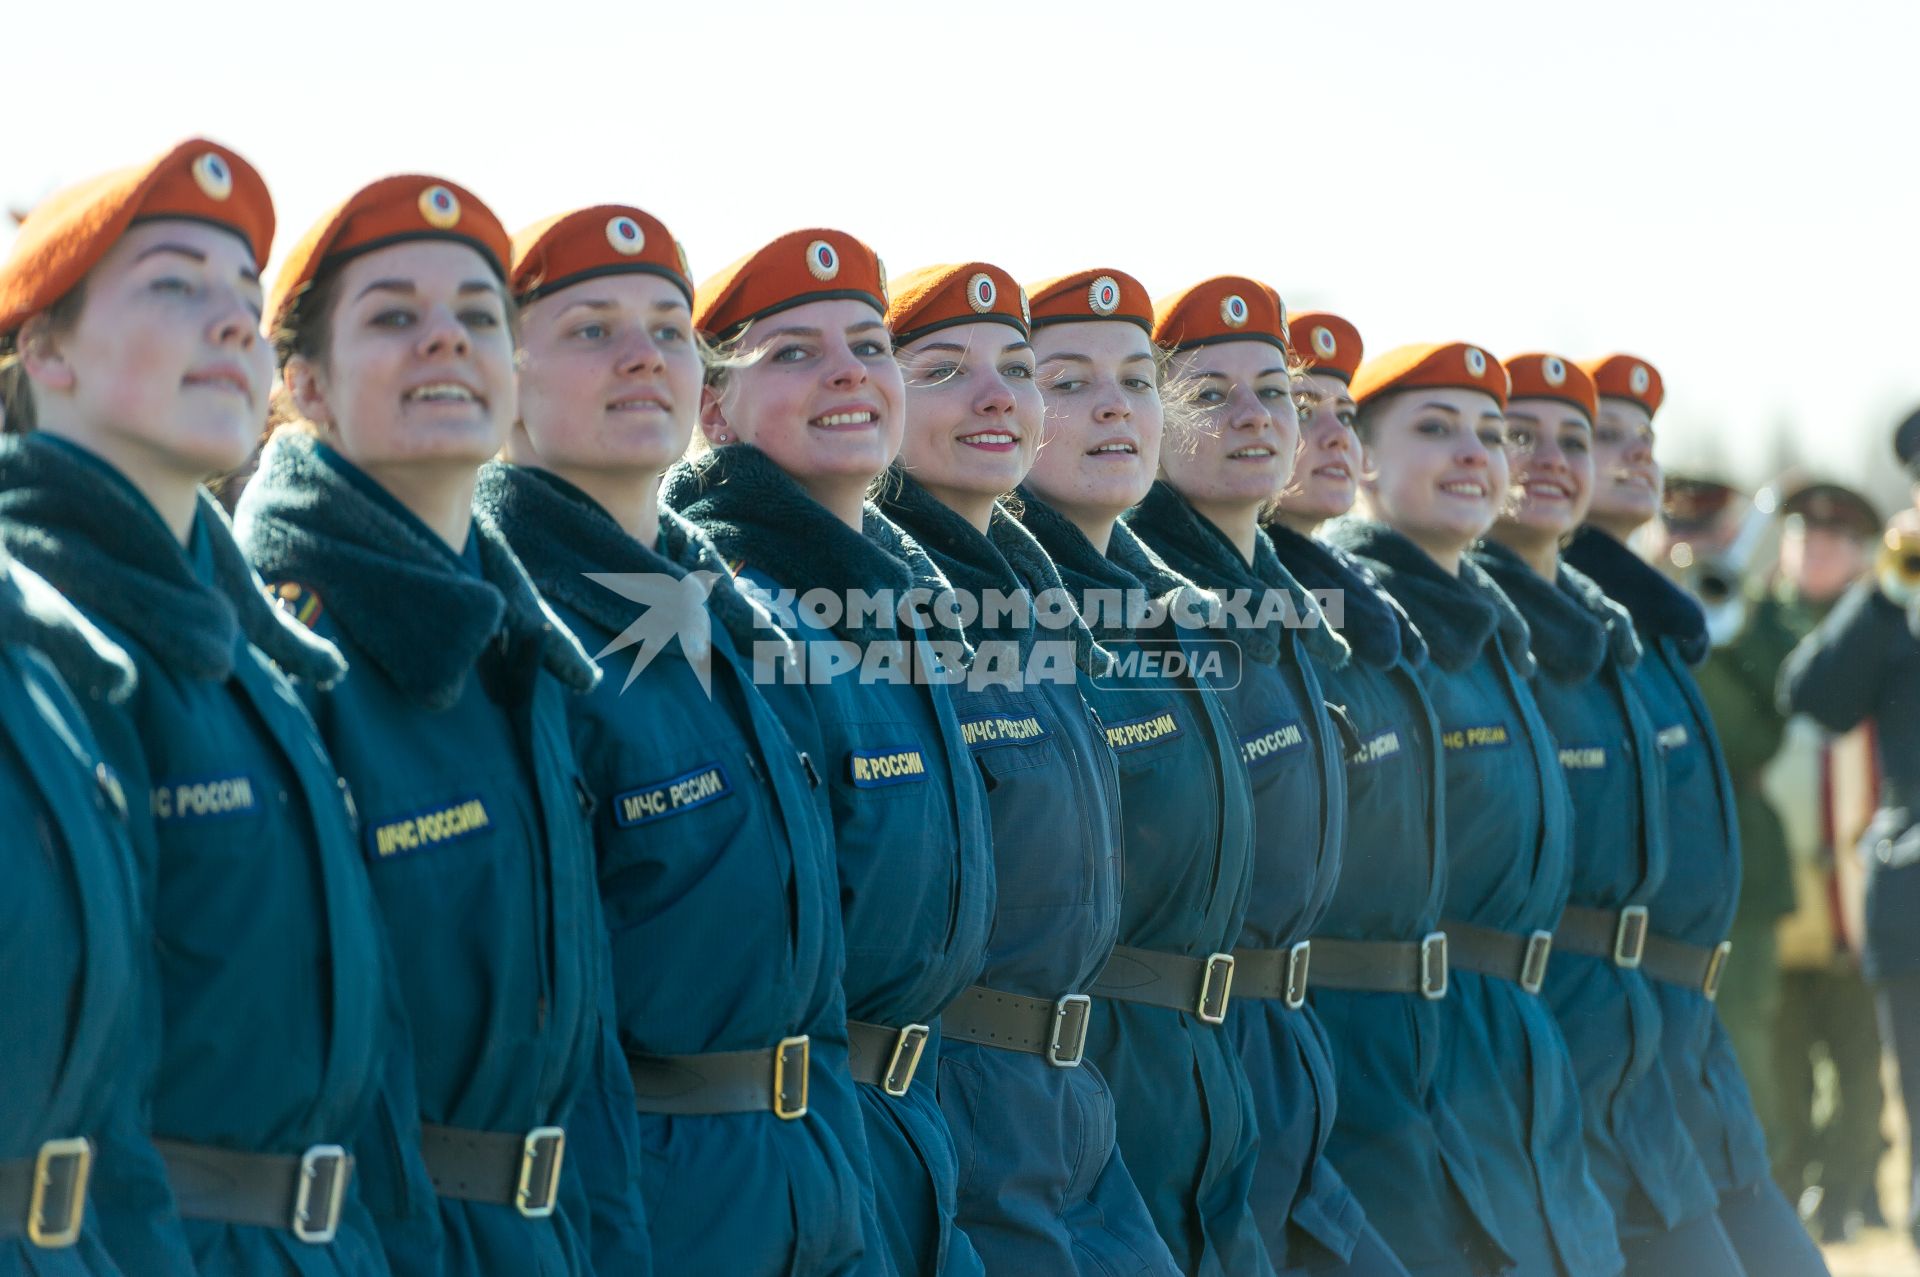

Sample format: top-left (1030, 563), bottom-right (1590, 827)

top-left (0, 555), bottom-right (144, 1277)
top-left (476, 461), bottom-right (870, 1276)
top-left (236, 434), bottom-right (646, 1277)
top-left (1565, 528), bottom-right (1770, 1195)
top-left (1269, 524), bottom-right (1511, 1276)
top-left (664, 445), bottom-right (996, 1277)
top-left (1783, 578), bottom-right (1920, 980)
top-left (1474, 543), bottom-right (1722, 1238)
top-left (1015, 491), bottom-right (1273, 1277)
top-left (1125, 483), bottom-right (1368, 1266)
top-left (0, 435), bottom-right (395, 1277)
top-left (1332, 522), bottom-right (1622, 1277)
top-left (882, 473), bottom-right (1177, 1277)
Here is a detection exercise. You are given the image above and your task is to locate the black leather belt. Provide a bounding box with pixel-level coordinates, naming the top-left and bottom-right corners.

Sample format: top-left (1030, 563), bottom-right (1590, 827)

top-left (847, 1019), bottom-right (932, 1097)
top-left (155, 1137), bottom-right (351, 1244)
top-left (626, 1036), bottom-right (810, 1120)
top-left (1443, 920), bottom-right (1554, 995)
top-left (1229, 941), bottom-right (1313, 1009)
top-left (418, 1124), bottom-right (566, 1219)
top-left (1308, 933), bottom-right (1450, 999)
top-left (1556, 905), bottom-right (1651, 968)
top-left (1091, 945), bottom-right (1236, 1024)
top-left (0, 1138), bottom-right (92, 1248)
top-left (941, 985), bottom-right (1093, 1067)
top-left (1640, 933), bottom-right (1734, 1000)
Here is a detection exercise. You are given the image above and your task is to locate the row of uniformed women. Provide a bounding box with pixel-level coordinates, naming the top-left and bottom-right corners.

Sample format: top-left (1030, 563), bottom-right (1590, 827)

top-left (0, 134), bottom-right (1824, 1277)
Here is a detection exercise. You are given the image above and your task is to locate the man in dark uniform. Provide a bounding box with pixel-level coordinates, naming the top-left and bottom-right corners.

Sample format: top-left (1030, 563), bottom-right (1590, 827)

top-left (1782, 413), bottom-right (1920, 1250)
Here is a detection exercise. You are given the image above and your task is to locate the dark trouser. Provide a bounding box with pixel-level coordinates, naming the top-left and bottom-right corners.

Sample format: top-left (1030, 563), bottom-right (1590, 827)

top-left (1619, 1209), bottom-right (1745, 1277)
top-left (1876, 972), bottom-right (1920, 1235)
top-left (1772, 964), bottom-right (1886, 1222)
top-left (1284, 1219), bottom-right (1412, 1277)
top-left (1717, 1178), bottom-right (1831, 1276)
top-left (1718, 915), bottom-right (1785, 1154)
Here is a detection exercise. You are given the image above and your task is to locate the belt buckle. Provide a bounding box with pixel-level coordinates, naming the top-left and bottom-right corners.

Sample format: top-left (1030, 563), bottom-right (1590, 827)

top-left (1419, 932), bottom-right (1449, 1000)
top-left (1197, 952), bottom-right (1236, 1025)
top-left (1613, 905), bottom-right (1650, 969)
top-left (27, 1137), bottom-right (91, 1250)
top-left (291, 1144), bottom-right (348, 1245)
top-left (772, 1035), bottom-right (811, 1120)
top-left (515, 1127), bottom-right (566, 1219)
top-left (1703, 940), bottom-right (1734, 1001)
top-left (1284, 940), bottom-right (1312, 1010)
top-left (1520, 930), bottom-right (1554, 995)
top-left (883, 1024), bottom-right (930, 1097)
top-left (1048, 995), bottom-right (1093, 1068)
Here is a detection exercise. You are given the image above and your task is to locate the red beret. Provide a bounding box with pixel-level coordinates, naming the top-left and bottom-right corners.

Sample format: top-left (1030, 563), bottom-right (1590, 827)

top-left (511, 205), bottom-right (692, 306)
top-left (268, 175), bottom-right (509, 337)
top-left (1352, 342), bottom-right (1508, 411)
top-left (1578, 353), bottom-right (1664, 416)
top-left (1024, 267), bottom-right (1153, 333)
top-left (0, 138), bottom-right (273, 339)
top-left (1288, 311), bottom-right (1363, 383)
top-left (1504, 352), bottom-right (1597, 420)
top-left (1153, 275), bottom-right (1287, 352)
top-left (694, 228), bottom-right (886, 341)
top-left (885, 261), bottom-right (1028, 346)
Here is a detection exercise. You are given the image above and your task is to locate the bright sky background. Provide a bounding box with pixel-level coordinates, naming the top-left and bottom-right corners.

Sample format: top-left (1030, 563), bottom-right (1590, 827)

top-left (8, 0), bottom-right (1918, 510)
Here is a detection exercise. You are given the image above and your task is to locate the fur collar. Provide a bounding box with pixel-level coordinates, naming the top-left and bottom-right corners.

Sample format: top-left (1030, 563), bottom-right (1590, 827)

top-left (987, 502), bottom-right (1112, 675)
top-left (661, 444), bottom-right (963, 649)
top-left (0, 434), bottom-right (344, 687)
top-left (1564, 525), bottom-right (1709, 665)
top-left (235, 433), bottom-right (597, 709)
top-left (1324, 518), bottom-right (1534, 676)
top-left (1012, 486), bottom-right (1216, 645)
top-left (472, 462), bottom-right (783, 664)
top-left (1125, 481), bottom-right (1348, 668)
top-left (0, 553), bottom-right (136, 703)
top-left (1471, 540), bottom-right (1640, 680)
top-left (1265, 522), bottom-right (1426, 671)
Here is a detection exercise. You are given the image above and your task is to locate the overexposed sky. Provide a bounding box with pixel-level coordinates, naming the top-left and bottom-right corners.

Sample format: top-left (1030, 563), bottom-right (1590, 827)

top-left (8, 0), bottom-right (1918, 506)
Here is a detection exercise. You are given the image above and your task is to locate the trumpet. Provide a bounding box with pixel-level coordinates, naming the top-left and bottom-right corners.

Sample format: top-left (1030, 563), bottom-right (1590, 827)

top-left (1878, 527), bottom-right (1920, 605)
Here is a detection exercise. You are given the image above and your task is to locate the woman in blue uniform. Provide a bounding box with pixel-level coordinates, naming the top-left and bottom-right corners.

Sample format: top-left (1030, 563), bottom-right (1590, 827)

top-left (234, 175), bottom-right (647, 1276)
top-left (0, 550), bottom-right (143, 1276)
top-left (1122, 277), bottom-right (1405, 1276)
top-left (1010, 266), bottom-right (1269, 1277)
top-left (876, 261), bottom-right (1178, 1274)
top-left (0, 140), bottom-right (397, 1276)
top-left (1266, 311), bottom-right (1511, 1277)
top-left (474, 204), bottom-right (870, 1275)
top-left (1565, 355), bottom-right (1829, 1275)
top-left (662, 229), bottom-right (996, 1277)
top-left (1471, 354), bottom-right (1741, 1273)
top-left (1326, 342), bottom-right (1623, 1277)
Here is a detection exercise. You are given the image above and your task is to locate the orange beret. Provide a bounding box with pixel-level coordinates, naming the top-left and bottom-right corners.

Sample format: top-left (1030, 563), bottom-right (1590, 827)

top-left (511, 205), bottom-right (691, 307)
top-left (1152, 275), bottom-right (1287, 352)
top-left (1351, 342), bottom-right (1508, 411)
top-left (1025, 267), bottom-right (1153, 333)
top-left (1288, 311), bottom-right (1363, 383)
top-left (694, 228), bottom-right (887, 341)
top-left (1504, 353), bottom-right (1597, 420)
top-left (268, 175), bottom-right (509, 336)
top-left (885, 262), bottom-right (1028, 347)
top-left (1578, 353), bottom-right (1664, 416)
top-left (0, 138), bottom-right (273, 339)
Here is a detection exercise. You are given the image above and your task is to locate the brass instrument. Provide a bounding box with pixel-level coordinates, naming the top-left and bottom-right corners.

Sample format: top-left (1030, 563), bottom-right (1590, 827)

top-left (1877, 526), bottom-right (1920, 605)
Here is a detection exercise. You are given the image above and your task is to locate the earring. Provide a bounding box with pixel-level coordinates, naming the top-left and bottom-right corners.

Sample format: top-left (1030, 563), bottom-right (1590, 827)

top-left (714, 431), bottom-right (732, 444)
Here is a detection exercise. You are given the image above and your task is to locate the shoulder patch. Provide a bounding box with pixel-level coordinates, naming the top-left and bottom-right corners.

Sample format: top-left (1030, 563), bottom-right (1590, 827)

top-left (960, 713), bottom-right (1051, 752)
top-left (1440, 722), bottom-right (1511, 752)
top-left (612, 763), bottom-right (733, 828)
top-left (270, 580), bottom-right (326, 630)
top-left (1240, 718), bottom-right (1306, 768)
top-left (846, 746), bottom-right (929, 788)
top-left (368, 795), bottom-right (494, 860)
top-left (1105, 709), bottom-right (1183, 753)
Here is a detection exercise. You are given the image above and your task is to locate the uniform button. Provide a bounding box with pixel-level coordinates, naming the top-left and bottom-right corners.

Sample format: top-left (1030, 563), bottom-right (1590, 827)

top-left (1879, 839), bottom-right (1895, 862)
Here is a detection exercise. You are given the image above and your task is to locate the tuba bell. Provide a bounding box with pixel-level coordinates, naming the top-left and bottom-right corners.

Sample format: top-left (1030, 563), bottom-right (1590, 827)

top-left (1877, 526), bottom-right (1920, 605)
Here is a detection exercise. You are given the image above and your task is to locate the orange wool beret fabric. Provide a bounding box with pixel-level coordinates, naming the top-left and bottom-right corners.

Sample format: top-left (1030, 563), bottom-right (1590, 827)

top-left (0, 138), bottom-right (273, 338)
top-left (885, 262), bottom-right (1028, 346)
top-left (268, 175), bottom-right (509, 336)
top-left (511, 205), bottom-right (692, 306)
top-left (694, 228), bottom-right (887, 341)
top-left (1152, 275), bottom-right (1287, 352)
top-left (1351, 342), bottom-right (1509, 411)
top-left (1024, 268), bottom-right (1153, 333)
top-left (1504, 352), bottom-right (1597, 420)
top-left (1288, 311), bottom-right (1363, 383)
top-left (1578, 353), bottom-right (1665, 416)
